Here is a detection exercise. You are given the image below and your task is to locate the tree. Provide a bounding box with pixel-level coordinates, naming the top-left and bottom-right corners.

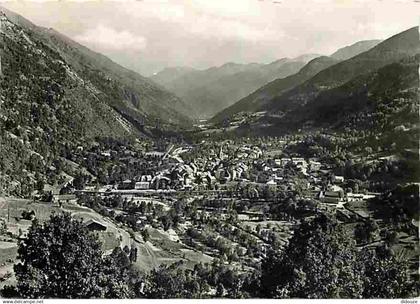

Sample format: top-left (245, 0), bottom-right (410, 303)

top-left (111, 247), bottom-right (130, 269)
top-left (365, 146), bottom-right (373, 155)
top-left (260, 212), bottom-right (418, 299)
top-left (102, 248), bottom-right (136, 298)
top-left (141, 228), bottom-right (150, 242)
top-left (216, 283), bottom-right (225, 297)
top-left (354, 219), bottom-right (378, 244)
top-left (123, 245), bottom-right (130, 256)
top-left (381, 229), bottom-right (398, 246)
top-left (0, 219), bottom-right (7, 235)
top-left (72, 172), bottom-right (88, 190)
top-left (353, 183), bottom-right (359, 194)
top-left (362, 248), bottom-right (418, 298)
top-left (145, 262), bottom-right (188, 298)
top-left (12, 212), bottom-right (131, 298)
top-left (35, 180), bottom-right (44, 192)
top-left (261, 213), bottom-right (364, 298)
top-left (41, 190), bottom-right (53, 202)
top-left (256, 224), bottom-right (262, 234)
top-left (129, 246), bottom-right (138, 263)
top-left (140, 201), bottom-right (147, 214)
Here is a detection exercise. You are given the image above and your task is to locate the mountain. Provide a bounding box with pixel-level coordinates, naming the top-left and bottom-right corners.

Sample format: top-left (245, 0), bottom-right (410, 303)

top-left (245, 56), bottom-right (419, 175)
top-left (151, 58), bottom-right (308, 119)
top-left (0, 8), bottom-right (191, 196)
top-left (152, 62), bottom-right (259, 93)
top-left (330, 40), bottom-right (382, 61)
top-left (264, 27), bottom-right (420, 114)
top-left (228, 27), bottom-right (419, 140)
top-left (151, 66), bottom-right (197, 87)
top-left (293, 53), bottom-right (322, 63)
top-left (273, 56), bottom-right (419, 132)
top-left (214, 27), bottom-right (419, 126)
top-left (1, 7), bottom-right (192, 128)
top-left (211, 56), bottom-right (338, 122)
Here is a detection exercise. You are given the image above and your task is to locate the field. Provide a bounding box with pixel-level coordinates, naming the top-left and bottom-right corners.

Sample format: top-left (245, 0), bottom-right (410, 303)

top-left (0, 195), bottom-right (215, 286)
top-left (131, 225), bottom-right (213, 272)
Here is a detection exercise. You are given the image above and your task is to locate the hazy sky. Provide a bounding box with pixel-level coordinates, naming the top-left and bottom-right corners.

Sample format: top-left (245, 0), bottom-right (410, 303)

top-left (1, 0), bottom-right (419, 76)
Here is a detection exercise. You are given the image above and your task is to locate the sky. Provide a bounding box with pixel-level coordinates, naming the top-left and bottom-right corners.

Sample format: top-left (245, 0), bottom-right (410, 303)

top-left (0, 0), bottom-right (419, 76)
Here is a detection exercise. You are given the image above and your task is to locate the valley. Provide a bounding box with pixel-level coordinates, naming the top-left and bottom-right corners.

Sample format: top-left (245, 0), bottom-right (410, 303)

top-left (0, 3), bottom-right (418, 300)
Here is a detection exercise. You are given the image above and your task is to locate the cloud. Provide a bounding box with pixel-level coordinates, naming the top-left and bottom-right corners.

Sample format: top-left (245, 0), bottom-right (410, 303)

top-left (117, 0), bottom-right (281, 42)
top-left (186, 15), bottom-right (283, 42)
top-left (190, 0), bottom-right (262, 18)
top-left (74, 24), bottom-right (147, 51)
top-left (2, 0), bottom-right (418, 76)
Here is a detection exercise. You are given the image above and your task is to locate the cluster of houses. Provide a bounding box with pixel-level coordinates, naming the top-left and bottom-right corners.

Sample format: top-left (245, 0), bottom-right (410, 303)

top-left (258, 155), bottom-right (377, 209)
top-left (113, 144), bottom-right (262, 191)
top-left (101, 142), bottom-right (378, 211)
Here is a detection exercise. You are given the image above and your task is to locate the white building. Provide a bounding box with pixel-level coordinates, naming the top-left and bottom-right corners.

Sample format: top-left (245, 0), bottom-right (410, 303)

top-left (135, 181), bottom-right (150, 190)
top-left (333, 175), bottom-right (345, 183)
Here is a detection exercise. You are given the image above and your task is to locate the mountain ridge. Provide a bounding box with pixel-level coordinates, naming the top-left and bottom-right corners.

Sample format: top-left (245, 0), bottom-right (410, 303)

top-left (210, 56), bottom-right (339, 122)
top-left (266, 26), bottom-right (420, 114)
top-left (151, 56), bottom-right (311, 118)
top-left (222, 26), bottom-right (420, 142)
top-left (330, 39), bottom-right (382, 61)
top-left (0, 7), bottom-right (193, 196)
top-left (1, 6), bottom-right (193, 127)
top-left (212, 26), bottom-right (419, 124)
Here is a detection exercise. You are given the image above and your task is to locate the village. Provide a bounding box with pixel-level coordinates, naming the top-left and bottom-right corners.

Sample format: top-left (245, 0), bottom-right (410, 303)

top-left (75, 138), bottom-right (379, 213)
top-left (45, 136), bottom-right (391, 254)
top-left (0, 1), bottom-right (418, 298)
top-left (0, 135), bottom-right (418, 297)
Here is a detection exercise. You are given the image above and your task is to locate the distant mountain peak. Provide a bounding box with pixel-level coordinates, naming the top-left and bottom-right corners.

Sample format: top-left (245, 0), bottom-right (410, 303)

top-left (267, 57), bottom-right (291, 66)
top-left (211, 26), bottom-right (419, 125)
top-left (151, 58), bottom-right (306, 119)
top-left (331, 39), bottom-right (382, 61)
top-left (293, 53), bottom-right (323, 63)
top-left (220, 62), bottom-right (242, 68)
top-left (1, 6), bottom-right (193, 131)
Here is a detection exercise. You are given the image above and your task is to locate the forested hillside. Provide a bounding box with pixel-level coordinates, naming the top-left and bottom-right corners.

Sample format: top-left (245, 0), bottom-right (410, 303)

top-left (0, 10), bottom-right (189, 196)
top-left (211, 56), bottom-right (338, 122)
top-left (213, 27), bottom-right (418, 125)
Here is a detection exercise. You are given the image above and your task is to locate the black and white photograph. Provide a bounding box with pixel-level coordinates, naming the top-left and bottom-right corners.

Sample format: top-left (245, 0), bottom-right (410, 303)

top-left (0, 0), bottom-right (418, 301)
